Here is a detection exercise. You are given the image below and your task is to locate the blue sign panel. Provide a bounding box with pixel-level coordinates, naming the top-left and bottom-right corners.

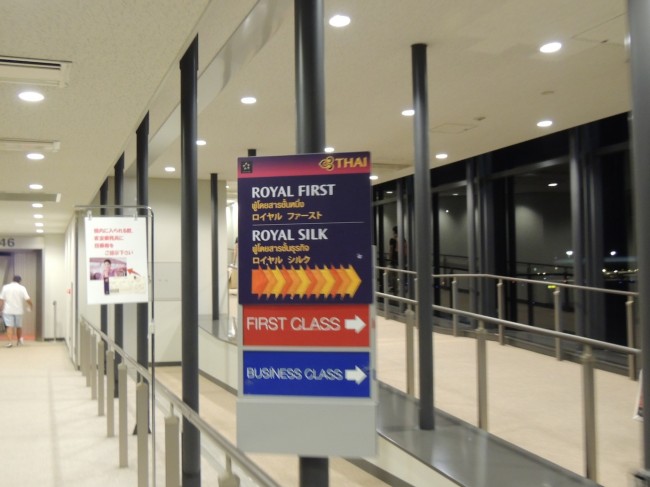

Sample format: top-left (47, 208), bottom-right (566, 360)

top-left (237, 153), bottom-right (373, 305)
top-left (243, 350), bottom-right (371, 398)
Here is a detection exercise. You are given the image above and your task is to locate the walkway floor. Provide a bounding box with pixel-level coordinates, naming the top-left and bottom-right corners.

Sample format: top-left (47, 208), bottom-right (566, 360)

top-left (0, 314), bottom-right (642, 487)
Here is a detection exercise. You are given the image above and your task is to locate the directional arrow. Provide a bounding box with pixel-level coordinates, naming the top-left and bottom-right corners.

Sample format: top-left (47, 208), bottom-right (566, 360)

top-left (344, 315), bottom-right (367, 334)
top-left (345, 366), bottom-right (368, 385)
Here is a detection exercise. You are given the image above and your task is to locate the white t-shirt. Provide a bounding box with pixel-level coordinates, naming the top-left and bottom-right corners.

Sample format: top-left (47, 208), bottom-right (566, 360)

top-left (0, 281), bottom-right (31, 315)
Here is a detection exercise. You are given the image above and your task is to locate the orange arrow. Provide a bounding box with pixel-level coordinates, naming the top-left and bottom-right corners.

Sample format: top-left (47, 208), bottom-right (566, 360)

top-left (334, 266), bottom-right (351, 296)
top-left (262, 267), bottom-right (276, 296)
top-left (251, 269), bottom-right (268, 295)
top-left (295, 267), bottom-right (310, 297)
top-left (343, 265), bottom-right (361, 297)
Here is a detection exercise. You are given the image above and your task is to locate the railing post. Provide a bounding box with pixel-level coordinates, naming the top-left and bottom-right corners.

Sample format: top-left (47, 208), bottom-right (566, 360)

top-left (497, 279), bottom-right (505, 345)
top-left (582, 345), bottom-right (597, 483)
top-left (107, 350), bottom-right (115, 437)
top-left (98, 340), bottom-right (105, 416)
top-left (452, 278), bottom-right (458, 336)
top-left (165, 408), bottom-right (181, 487)
top-left (477, 320), bottom-right (488, 430)
top-left (382, 270), bottom-right (389, 319)
top-left (554, 288), bottom-right (562, 361)
top-left (627, 297), bottom-right (637, 380)
top-left (404, 306), bottom-right (416, 396)
top-left (137, 381), bottom-right (149, 487)
top-left (219, 456), bottom-right (241, 487)
top-left (118, 363), bottom-right (128, 468)
top-left (81, 324), bottom-right (89, 383)
top-left (90, 331), bottom-right (97, 400)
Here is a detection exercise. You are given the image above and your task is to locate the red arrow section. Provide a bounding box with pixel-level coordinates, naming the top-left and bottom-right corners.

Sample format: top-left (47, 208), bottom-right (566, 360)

top-left (243, 304), bottom-right (371, 347)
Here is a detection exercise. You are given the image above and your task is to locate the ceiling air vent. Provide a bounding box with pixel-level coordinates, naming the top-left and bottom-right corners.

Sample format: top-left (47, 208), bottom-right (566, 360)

top-left (0, 56), bottom-right (71, 88)
top-left (0, 138), bottom-right (60, 153)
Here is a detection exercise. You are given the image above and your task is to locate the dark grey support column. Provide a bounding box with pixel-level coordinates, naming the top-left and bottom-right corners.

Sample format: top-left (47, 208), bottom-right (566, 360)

top-left (136, 114), bottom-right (149, 370)
top-left (100, 180), bottom-right (109, 340)
top-left (295, 0), bottom-right (325, 154)
top-left (211, 173), bottom-right (220, 321)
top-left (411, 43), bottom-right (434, 430)
top-left (114, 155), bottom-right (124, 368)
top-left (478, 154), bottom-right (496, 318)
top-left (295, 1), bottom-right (328, 484)
top-left (466, 159), bottom-right (478, 321)
top-left (569, 129), bottom-right (586, 337)
top-left (626, 0), bottom-right (650, 472)
top-left (180, 35), bottom-right (200, 487)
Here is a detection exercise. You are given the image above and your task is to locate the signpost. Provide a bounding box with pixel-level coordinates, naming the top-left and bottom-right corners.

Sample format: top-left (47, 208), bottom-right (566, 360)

top-left (236, 152), bottom-right (376, 456)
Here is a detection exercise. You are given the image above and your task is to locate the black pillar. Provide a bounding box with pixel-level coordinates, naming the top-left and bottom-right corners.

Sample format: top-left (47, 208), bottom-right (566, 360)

top-left (295, 1), bottom-right (328, 484)
top-left (114, 155), bottom-right (124, 367)
top-left (100, 180), bottom-right (109, 339)
top-left (210, 173), bottom-right (220, 320)
top-left (136, 113), bottom-right (149, 370)
top-left (626, 0), bottom-right (650, 470)
top-left (411, 43), bottom-right (434, 430)
top-left (180, 35), bottom-right (200, 487)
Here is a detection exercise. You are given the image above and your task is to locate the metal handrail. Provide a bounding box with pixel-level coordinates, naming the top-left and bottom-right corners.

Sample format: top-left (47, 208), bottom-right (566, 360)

top-left (80, 315), bottom-right (281, 487)
top-left (375, 267), bottom-right (638, 297)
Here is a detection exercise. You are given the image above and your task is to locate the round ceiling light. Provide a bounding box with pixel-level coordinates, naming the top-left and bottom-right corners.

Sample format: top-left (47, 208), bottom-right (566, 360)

top-left (19, 91), bottom-right (45, 102)
top-left (540, 42), bottom-right (562, 53)
top-left (27, 152), bottom-right (45, 160)
top-left (241, 96), bottom-right (257, 105)
top-left (537, 120), bottom-right (553, 128)
top-left (329, 15), bottom-right (351, 28)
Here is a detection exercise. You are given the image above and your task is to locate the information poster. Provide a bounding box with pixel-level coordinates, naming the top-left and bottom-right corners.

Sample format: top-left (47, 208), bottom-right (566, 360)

top-left (84, 216), bottom-right (149, 304)
top-left (236, 152), bottom-right (376, 457)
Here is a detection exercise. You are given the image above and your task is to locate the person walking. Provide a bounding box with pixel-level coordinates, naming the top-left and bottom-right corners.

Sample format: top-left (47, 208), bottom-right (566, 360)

top-left (0, 275), bottom-right (33, 347)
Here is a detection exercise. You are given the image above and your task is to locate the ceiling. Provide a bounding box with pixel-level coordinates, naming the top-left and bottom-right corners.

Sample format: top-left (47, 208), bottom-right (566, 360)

top-left (0, 0), bottom-right (628, 235)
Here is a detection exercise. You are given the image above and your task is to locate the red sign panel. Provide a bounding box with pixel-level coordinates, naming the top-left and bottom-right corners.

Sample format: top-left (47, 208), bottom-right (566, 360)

top-left (243, 304), bottom-right (370, 347)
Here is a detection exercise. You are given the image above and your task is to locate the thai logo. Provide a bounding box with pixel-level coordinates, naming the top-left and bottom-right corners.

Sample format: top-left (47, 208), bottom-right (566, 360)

top-left (319, 155), bottom-right (369, 171)
top-left (319, 156), bottom-right (335, 171)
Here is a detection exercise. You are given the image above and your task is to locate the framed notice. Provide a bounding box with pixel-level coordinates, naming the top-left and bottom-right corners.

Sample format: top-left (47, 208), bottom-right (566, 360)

top-left (84, 216), bottom-right (149, 304)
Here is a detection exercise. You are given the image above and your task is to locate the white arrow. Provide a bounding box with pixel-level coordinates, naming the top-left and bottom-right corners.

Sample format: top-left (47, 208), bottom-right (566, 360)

top-left (344, 315), bottom-right (366, 334)
top-left (345, 366), bottom-right (368, 385)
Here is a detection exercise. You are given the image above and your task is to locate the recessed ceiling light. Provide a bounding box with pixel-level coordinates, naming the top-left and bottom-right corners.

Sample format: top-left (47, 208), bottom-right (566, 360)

top-left (402, 109), bottom-right (415, 117)
top-left (27, 152), bottom-right (45, 160)
top-left (324, 147), bottom-right (335, 153)
top-left (18, 91), bottom-right (45, 102)
top-left (36, 229), bottom-right (44, 234)
top-left (164, 166), bottom-right (176, 173)
top-left (369, 175), bottom-right (379, 181)
top-left (35, 222), bottom-right (44, 227)
top-left (29, 183), bottom-right (43, 190)
top-left (435, 153), bottom-right (448, 160)
top-left (33, 214), bottom-right (43, 219)
top-left (540, 42), bottom-right (562, 54)
top-left (241, 96), bottom-right (257, 105)
top-left (385, 191), bottom-right (393, 194)
top-left (548, 182), bottom-right (558, 187)
top-left (329, 14), bottom-right (351, 28)
top-left (537, 120), bottom-right (553, 128)
top-left (196, 139), bottom-right (206, 146)
top-left (32, 203), bottom-right (43, 208)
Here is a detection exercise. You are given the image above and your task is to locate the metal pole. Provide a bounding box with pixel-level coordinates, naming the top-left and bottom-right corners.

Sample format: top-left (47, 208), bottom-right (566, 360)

top-left (554, 289), bottom-right (562, 360)
top-left (136, 113), bottom-right (150, 377)
top-left (477, 320), bottom-right (488, 430)
top-left (581, 345), bottom-right (597, 482)
top-left (90, 331), bottom-right (97, 400)
top-left (295, 1), bottom-right (328, 485)
top-left (211, 173), bottom-right (220, 320)
top-left (497, 279), bottom-right (504, 345)
top-left (627, 0), bottom-right (650, 471)
top-left (180, 35), bottom-right (201, 487)
top-left (114, 155), bottom-right (125, 376)
top-left (627, 297), bottom-right (637, 380)
top-left (118, 363), bottom-right (128, 468)
top-left (412, 42), bottom-right (434, 430)
top-left (165, 411), bottom-right (180, 487)
top-left (107, 350), bottom-right (115, 437)
top-left (405, 307), bottom-right (415, 396)
top-left (137, 381), bottom-right (149, 487)
top-left (452, 278), bottom-right (458, 336)
top-left (98, 340), bottom-right (105, 416)
top-left (100, 179), bottom-right (109, 360)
